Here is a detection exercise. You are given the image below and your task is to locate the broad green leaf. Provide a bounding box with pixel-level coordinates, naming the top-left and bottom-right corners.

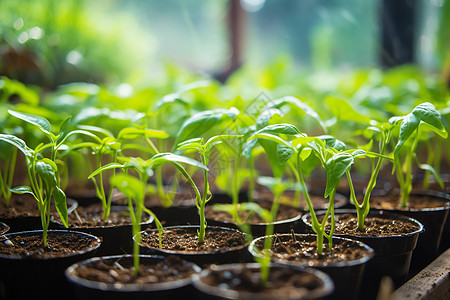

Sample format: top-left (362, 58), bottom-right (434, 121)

top-left (111, 174), bottom-right (145, 203)
top-left (56, 116), bottom-right (72, 145)
top-left (205, 134), bottom-right (242, 149)
top-left (253, 123), bottom-right (300, 136)
top-left (0, 134), bottom-right (31, 158)
top-left (292, 136), bottom-right (320, 148)
top-left (325, 153), bottom-right (354, 197)
top-left (174, 108), bottom-right (239, 146)
top-left (248, 133), bottom-right (293, 150)
top-left (264, 96), bottom-right (327, 132)
top-left (412, 102), bottom-right (446, 134)
top-left (118, 127), bottom-right (169, 140)
top-left (36, 161), bottom-right (57, 188)
top-left (242, 139), bottom-right (258, 160)
top-left (325, 97), bottom-right (371, 124)
top-left (257, 176), bottom-right (292, 196)
top-left (10, 186), bottom-right (34, 195)
top-left (177, 137), bottom-right (203, 148)
top-left (9, 110), bottom-right (51, 135)
top-left (53, 186), bottom-right (68, 228)
top-left (394, 113), bottom-right (420, 160)
top-left (351, 149), bottom-right (366, 158)
top-left (77, 125), bottom-right (114, 137)
top-left (259, 140), bottom-right (286, 178)
top-left (57, 130), bottom-right (102, 147)
top-left (388, 116), bottom-right (404, 126)
top-left (277, 144), bottom-right (293, 165)
top-left (149, 153), bottom-right (208, 170)
top-left (318, 135), bottom-right (347, 151)
top-left (256, 108), bottom-right (284, 130)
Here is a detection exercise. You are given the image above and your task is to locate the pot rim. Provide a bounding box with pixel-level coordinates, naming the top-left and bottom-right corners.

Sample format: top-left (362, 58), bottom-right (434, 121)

top-left (248, 233), bottom-right (375, 268)
top-left (0, 229), bottom-right (101, 260)
top-left (192, 262), bottom-right (334, 300)
top-left (65, 254), bottom-right (201, 292)
top-left (136, 225), bottom-right (249, 255)
top-left (302, 209), bottom-right (425, 239)
top-left (54, 206), bottom-right (154, 230)
top-left (372, 190), bottom-right (450, 212)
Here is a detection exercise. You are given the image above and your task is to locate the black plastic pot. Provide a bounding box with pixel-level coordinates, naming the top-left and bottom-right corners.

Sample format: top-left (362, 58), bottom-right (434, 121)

top-left (302, 210), bottom-right (424, 299)
top-left (55, 206), bottom-right (154, 256)
top-left (0, 221), bottom-right (9, 235)
top-left (192, 263), bottom-right (334, 300)
top-left (206, 203), bottom-right (304, 237)
top-left (371, 190), bottom-right (450, 272)
top-left (0, 230), bottom-right (101, 300)
top-left (0, 197), bottom-right (78, 233)
top-left (151, 205), bottom-right (199, 226)
top-left (65, 254), bottom-right (201, 300)
top-left (249, 233), bottom-right (374, 300)
top-left (136, 226), bottom-right (250, 266)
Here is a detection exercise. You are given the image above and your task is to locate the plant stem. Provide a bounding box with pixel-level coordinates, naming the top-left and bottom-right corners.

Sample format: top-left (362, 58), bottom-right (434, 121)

top-left (248, 155), bottom-right (255, 203)
top-left (198, 153), bottom-right (209, 243)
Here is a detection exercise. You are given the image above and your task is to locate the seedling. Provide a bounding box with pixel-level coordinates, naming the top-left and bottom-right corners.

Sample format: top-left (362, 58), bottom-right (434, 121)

top-left (0, 142), bottom-right (17, 206)
top-left (390, 102), bottom-right (448, 207)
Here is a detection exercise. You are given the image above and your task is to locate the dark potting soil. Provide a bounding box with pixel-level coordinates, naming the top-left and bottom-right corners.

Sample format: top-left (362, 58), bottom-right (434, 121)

top-left (59, 203), bottom-right (151, 227)
top-left (371, 194), bottom-right (449, 210)
top-left (254, 235), bottom-right (371, 266)
top-left (201, 265), bottom-right (324, 297)
top-left (0, 222), bottom-right (9, 234)
top-left (141, 227), bottom-right (247, 252)
top-left (0, 231), bottom-right (100, 258)
top-left (205, 202), bottom-right (301, 224)
top-left (71, 255), bottom-right (198, 285)
top-left (0, 193), bottom-right (41, 218)
top-left (319, 214), bottom-right (421, 237)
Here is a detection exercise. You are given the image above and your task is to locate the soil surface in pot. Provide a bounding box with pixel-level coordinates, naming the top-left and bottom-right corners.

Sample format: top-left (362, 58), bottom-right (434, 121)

top-left (205, 201), bottom-right (300, 224)
top-left (60, 203), bottom-right (151, 227)
top-left (316, 214), bottom-right (421, 236)
top-left (141, 227), bottom-right (246, 252)
top-left (371, 194), bottom-right (449, 210)
top-left (0, 231), bottom-right (100, 258)
top-left (72, 255), bottom-right (198, 285)
top-left (0, 222), bottom-right (9, 234)
top-left (202, 265), bottom-right (324, 297)
top-left (254, 235), bottom-right (371, 265)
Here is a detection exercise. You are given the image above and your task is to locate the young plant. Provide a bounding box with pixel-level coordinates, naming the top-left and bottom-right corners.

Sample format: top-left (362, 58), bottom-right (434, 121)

top-left (0, 141), bottom-right (17, 206)
top-left (390, 102), bottom-right (448, 207)
top-left (0, 134), bottom-right (68, 247)
top-left (89, 152), bottom-right (207, 275)
top-left (177, 134), bottom-right (241, 243)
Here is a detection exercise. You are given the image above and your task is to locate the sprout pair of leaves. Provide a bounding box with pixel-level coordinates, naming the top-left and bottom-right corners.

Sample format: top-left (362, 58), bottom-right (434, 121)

top-left (177, 134), bottom-right (241, 243)
top-left (389, 102), bottom-right (448, 207)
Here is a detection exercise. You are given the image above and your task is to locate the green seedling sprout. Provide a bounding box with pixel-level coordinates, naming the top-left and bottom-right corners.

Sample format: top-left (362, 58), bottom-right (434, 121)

top-left (177, 134), bottom-right (241, 243)
top-left (0, 142), bottom-right (17, 206)
top-left (390, 102), bottom-right (448, 207)
top-left (89, 152), bottom-right (207, 274)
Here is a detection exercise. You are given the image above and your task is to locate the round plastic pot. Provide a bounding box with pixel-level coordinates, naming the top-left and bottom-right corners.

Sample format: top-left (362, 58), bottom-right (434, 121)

top-left (192, 263), bottom-right (334, 300)
top-left (57, 206), bottom-right (154, 256)
top-left (371, 190), bottom-right (450, 271)
top-left (0, 222), bottom-right (9, 235)
top-left (0, 230), bottom-right (101, 300)
top-left (151, 205), bottom-right (199, 226)
top-left (249, 233), bottom-right (374, 300)
top-left (206, 204), bottom-right (303, 237)
top-left (302, 210), bottom-right (424, 298)
top-left (136, 225), bottom-right (250, 266)
top-left (65, 254), bottom-right (201, 300)
top-left (0, 197), bottom-right (78, 233)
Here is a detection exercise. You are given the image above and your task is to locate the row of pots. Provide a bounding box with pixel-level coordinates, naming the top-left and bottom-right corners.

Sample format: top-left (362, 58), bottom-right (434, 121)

top-left (0, 189), bottom-right (448, 300)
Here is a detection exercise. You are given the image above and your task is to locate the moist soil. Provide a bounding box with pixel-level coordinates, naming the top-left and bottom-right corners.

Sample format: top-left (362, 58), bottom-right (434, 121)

top-left (201, 265), bottom-right (325, 298)
top-left (0, 222), bottom-right (9, 234)
top-left (371, 194), bottom-right (449, 210)
top-left (71, 255), bottom-right (198, 285)
top-left (254, 234), bottom-right (372, 266)
top-left (140, 227), bottom-right (247, 252)
top-left (205, 201), bottom-right (301, 225)
top-left (56, 203), bottom-right (151, 228)
top-left (314, 213), bottom-right (421, 237)
top-left (0, 231), bottom-right (100, 258)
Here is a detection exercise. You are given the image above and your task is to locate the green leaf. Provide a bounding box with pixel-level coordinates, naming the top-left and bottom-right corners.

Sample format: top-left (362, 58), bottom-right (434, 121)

top-left (0, 134), bottom-right (32, 158)
top-left (394, 113), bottom-right (420, 160)
top-left (36, 160), bottom-right (57, 188)
top-left (77, 125), bottom-right (114, 137)
top-left (111, 174), bottom-right (145, 204)
top-left (174, 108), bottom-right (239, 146)
top-left (324, 153), bottom-right (354, 197)
top-left (8, 110), bottom-right (52, 135)
top-left (248, 133), bottom-right (293, 150)
top-left (258, 140), bottom-right (286, 178)
top-left (277, 144), bottom-right (293, 165)
top-left (56, 116), bottom-right (72, 145)
top-left (10, 186), bottom-right (34, 195)
top-left (205, 134), bottom-right (242, 149)
top-left (264, 96), bottom-right (327, 132)
top-left (417, 163), bottom-right (444, 189)
top-left (253, 123), bottom-right (300, 136)
top-left (256, 108), bottom-right (284, 129)
top-left (118, 127), bottom-right (169, 140)
top-left (325, 97), bottom-right (371, 124)
top-left (242, 139), bottom-right (258, 160)
top-left (318, 135), bottom-right (347, 151)
top-left (53, 186), bottom-right (68, 228)
top-left (88, 162), bottom-right (125, 179)
top-left (411, 102), bottom-right (446, 135)
top-left (149, 153), bottom-right (208, 170)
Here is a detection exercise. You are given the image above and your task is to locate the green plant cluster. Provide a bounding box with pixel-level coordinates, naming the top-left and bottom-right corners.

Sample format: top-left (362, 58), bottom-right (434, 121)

top-left (0, 63), bottom-right (448, 279)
